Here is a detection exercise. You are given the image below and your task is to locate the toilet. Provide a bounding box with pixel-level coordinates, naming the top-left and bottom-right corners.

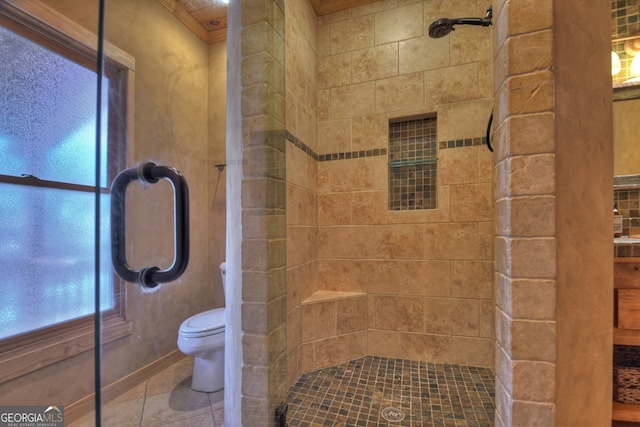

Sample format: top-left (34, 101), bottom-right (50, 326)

top-left (177, 262), bottom-right (226, 392)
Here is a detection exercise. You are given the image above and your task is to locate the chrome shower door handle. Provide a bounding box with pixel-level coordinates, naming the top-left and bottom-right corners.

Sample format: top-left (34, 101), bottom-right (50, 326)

top-left (111, 162), bottom-right (190, 288)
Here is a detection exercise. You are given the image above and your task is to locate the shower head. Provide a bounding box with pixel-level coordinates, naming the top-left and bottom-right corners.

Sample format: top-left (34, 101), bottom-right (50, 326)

top-left (428, 5), bottom-right (493, 39)
top-left (428, 19), bottom-right (456, 38)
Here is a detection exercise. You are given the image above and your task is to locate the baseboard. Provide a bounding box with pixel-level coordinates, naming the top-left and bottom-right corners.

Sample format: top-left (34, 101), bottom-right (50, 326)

top-left (65, 350), bottom-right (186, 423)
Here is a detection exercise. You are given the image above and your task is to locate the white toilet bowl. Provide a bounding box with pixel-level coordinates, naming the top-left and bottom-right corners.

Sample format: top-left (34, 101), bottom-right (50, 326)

top-left (177, 262), bottom-right (226, 392)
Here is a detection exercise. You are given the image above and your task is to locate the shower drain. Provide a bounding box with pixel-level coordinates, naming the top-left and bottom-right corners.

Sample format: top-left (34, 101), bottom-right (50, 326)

top-left (381, 406), bottom-right (405, 422)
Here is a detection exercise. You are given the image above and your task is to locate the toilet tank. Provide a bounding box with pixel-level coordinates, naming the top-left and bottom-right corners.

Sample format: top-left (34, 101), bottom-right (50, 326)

top-left (219, 262), bottom-right (226, 296)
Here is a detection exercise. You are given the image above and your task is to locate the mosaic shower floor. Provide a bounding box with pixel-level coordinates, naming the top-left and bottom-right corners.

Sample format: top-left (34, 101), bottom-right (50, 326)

top-left (286, 356), bottom-right (495, 427)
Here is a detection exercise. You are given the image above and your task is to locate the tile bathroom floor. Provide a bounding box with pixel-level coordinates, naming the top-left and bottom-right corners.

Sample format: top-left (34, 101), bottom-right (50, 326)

top-left (286, 356), bottom-right (495, 427)
top-left (68, 356), bottom-right (224, 427)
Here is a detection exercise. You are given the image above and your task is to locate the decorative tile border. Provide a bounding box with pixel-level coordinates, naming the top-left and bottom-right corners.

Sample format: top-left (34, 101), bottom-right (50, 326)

top-left (285, 131), bottom-right (487, 163)
top-left (439, 137), bottom-right (487, 149)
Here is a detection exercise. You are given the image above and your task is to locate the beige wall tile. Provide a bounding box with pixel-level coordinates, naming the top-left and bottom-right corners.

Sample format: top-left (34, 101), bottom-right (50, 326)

top-left (401, 332), bottom-right (451, 362)
top-left (368, 329), bottom-right (402, 358)
top-left (512, 279), bottom-right (556, 321)
top-left (312, 331), bottom-right (368, 369)
top-left (375, 72), bottom-right (424, 112)
top-left (373, 294), bottom-right (425, 332)
top-left (478, 60), bottom-right (493, 98)
top-left (317, 227), bottom-right (331, 260)
top-left (450, 26), bottom-right (492, 65)
top-left (374, 224), bottom-right (425, 259)
top-left (479, 300), bottom-right (494, 338)
top-left (352, 114), bottom-right (388, 150)
top-left (424, 63), bottom-right (479, 106)
top-left (478, 147), bottom-right (493, 183)
top-left (374, 3), bottom-right (423, 45)
top-left (507, 0), bottom-right (552, 35)
top-left (508, 112), bottom-right (555, 155)
top-left (301, 300), bottom-right (336, 341)
top-left (352, 0), bottom-right (398, 17)
top-left (511, 402), bottom-right (555, 426)
top-left (478, 221), bottom-right (493, 261)
top-left (449, 98), bottom-right (494, 140)
top-left (330, 81), bottom-right (376, 119)
top-left (318, 193), bottom-right (352, 225)
top-left (241, 302), bottom-right (269, 334)
top-left (317, 260), bottom-right (368, 292)
top-left (317, 119), bottom-right (353, 153)
top-left (317, 89), bottom-right (331, 122)
top-left (450, 183), bottom-right (492, 222)
top-left (425, 297), bottom-right (479, 336)
top-left (511, 238), bottom-right (556, 279)
top-left (318, 52), bottom-right (352, 89)
top-left (286, 306), bottom-right (301, 355)
top-left (364, 260), bottom-right (451, 297)
top-left (508, 30), bottom-right (552, 76)
top-left (511, 320), bottom-right (556, 362)
top-left (439, 146), bottom-right (479, 185)
top-left (328, 157), bottom-right (387, 192)
top-left (512, 361), bottom-right (555, 402)
top-left (509, 196), bottom-right (555, 237)
top-left (423, 0), bottom-right (476, 20)
top-left (424, 222), bottom-right (479, 259)
top-left (451, 260), bottom-right (493, 299)
top-left (328, 225), bottom-right (377, 259)
top-left (286, 184), bottom-right (316, 226)
top-left (502, 71), bottom-right (554, 117)
top-left (286, 225), bottom-right (317, 267)
top-left (329, 15), bottom-right (375, 54)
top-left (508, 154), bottom-right (555, 197)
top-left (352, 190), bottom-right (388, 224)
top-left (399, 35), bottom-right (449, 74)
top-left (337, 295), bottom-right (368, 334)
top-left (352, 43), bottom-right (398, 83)
top-left (450, 336), bottom-right (494, 367)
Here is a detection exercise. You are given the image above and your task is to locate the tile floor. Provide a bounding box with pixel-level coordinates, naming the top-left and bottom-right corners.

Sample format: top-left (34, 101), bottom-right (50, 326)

top-left (286, 356), bottom-right (495, 427)
top-left (68, 357), bottom-right (224, 427)
top-left (69, 355), bottom-right (495, 427)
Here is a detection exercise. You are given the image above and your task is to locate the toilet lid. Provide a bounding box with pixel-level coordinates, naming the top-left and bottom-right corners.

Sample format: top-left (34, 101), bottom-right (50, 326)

top-left (180, 308), bottom-right (225, 337)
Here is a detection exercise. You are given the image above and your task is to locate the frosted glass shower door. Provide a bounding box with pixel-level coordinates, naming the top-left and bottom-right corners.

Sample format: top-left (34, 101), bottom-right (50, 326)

top-left (96, 0), bottom-right (224, 425)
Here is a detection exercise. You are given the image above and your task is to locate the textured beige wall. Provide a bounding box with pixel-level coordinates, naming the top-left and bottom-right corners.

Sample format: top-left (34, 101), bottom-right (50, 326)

top-left (0, 0), bottom-right (225, 410)
top-left (614, 98), bottom-right (640, 176)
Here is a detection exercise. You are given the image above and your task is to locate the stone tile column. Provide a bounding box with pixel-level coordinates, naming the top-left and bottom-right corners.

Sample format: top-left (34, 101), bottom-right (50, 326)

top-left (493, 0), bottom-right (613, 425)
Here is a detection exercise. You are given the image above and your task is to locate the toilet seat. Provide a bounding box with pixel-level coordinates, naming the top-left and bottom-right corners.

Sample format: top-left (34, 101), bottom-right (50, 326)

top-left (180, 308), bottom-right (225, 338)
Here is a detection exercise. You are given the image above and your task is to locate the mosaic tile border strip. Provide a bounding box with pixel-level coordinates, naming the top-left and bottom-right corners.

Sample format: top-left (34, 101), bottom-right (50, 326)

top-left (439, 137), bottom-right (487, 149)
top-left (285, 131), bottom-right (487, 163)
top-left (286, 355), bottom-right (495, 427)
top-left (286, 130), bottom-right (319, 161)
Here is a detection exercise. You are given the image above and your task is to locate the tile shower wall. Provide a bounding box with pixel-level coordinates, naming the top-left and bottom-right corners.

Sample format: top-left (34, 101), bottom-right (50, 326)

top-left (286, 0), bottom-right (494, 387)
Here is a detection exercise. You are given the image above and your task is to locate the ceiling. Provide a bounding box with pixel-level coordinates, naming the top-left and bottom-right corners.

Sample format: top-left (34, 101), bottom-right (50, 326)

top-left (158, 0), bottom-right (380, 44)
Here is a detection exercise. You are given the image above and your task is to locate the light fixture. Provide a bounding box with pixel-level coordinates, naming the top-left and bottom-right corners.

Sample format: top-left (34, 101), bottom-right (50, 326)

top-left (612, 51), bottom-right (622, 76)
top-left (626, 54), bottom-right (640, 83)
